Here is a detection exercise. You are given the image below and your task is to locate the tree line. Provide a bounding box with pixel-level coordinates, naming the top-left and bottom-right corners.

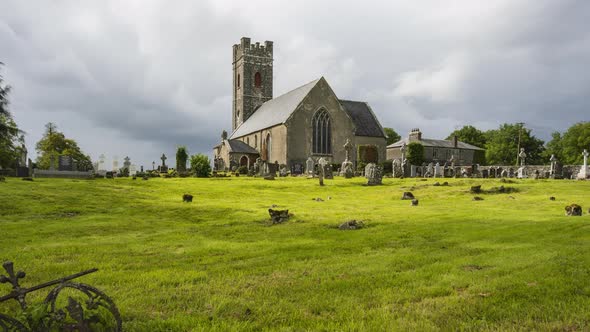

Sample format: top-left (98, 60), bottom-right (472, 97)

top-left (384, 122), bottom-right (589, 166)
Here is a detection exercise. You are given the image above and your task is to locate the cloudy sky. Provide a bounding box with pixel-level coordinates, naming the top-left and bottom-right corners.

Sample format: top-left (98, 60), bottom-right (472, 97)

top-left (1, 0), bottom-right (589, 167)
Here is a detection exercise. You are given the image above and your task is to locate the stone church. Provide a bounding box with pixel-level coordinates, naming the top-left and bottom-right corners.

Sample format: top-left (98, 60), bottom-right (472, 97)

top-left (213, 37), bottom-right (387, 173)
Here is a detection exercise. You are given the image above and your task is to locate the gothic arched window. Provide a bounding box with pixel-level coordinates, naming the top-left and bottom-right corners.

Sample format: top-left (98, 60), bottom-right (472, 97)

top-left (312, 109), bottom-right (332, 154)
top-left (254, 72), bottom-right (262, 88)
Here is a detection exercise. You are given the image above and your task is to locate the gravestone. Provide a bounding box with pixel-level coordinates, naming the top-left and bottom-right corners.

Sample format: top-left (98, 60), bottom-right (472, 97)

top-left (129, 164), bottom-right (137, 176)
top-left (519, 148), bottom-right (527, 166)
top-left (434, 162), bottom-right (442, 178)
top-left (489, 168), bottom-right (496, 178)
top-left (392, 159), bottom-right (402, 178)
top-left (58, 155), bottom-right (74, 171)
top-left (291, 163), bottom-right (303, 175)
top-left (123, 156), bottom-right (131, 171)
top-left (318, 157), bottom-right (328, 186)
top-left (112, 156), bottom-right (119, 172)
top-left (340, 139), bottom-right (354, 178)
top-left (481, 169), bottom-right (489, 178)
top-left (410, 165), bottom-right (417, 177)
top-left (508, 168), bottom-right (515, 178)
top-left (365, 163), bottom-right (383, 186)
top-left (160, 153), bottom-right (168, 173)
top-left (576, 149), bottom-right (588, 180)
top-left (517, 167), bottom-right (526, 179)
top-left (306, 157), bottom-right (315, 178)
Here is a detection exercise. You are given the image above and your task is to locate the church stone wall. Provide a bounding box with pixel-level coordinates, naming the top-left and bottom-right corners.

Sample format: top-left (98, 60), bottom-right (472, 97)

top-left (285, 79), bottom-right (356, 167)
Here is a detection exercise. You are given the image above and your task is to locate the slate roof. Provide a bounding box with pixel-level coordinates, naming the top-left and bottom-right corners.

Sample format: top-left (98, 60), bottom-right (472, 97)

top-left (226, 139), bottom-right (259, 154)
top-left (387, 138), bottom-right (485, 150)
top-left (338, 99), bottom-right (386, 138)
top-left (230, 78), bottom-right (320, 139)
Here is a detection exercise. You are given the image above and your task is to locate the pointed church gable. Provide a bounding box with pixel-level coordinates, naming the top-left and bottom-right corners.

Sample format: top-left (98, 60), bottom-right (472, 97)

top-left (229, 78), bottom-right (320, 139)
top-left (339, 100), bottom-right (386, 138)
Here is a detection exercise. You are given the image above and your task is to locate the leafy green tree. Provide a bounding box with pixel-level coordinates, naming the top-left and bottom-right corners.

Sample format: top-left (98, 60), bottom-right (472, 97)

top-left (35, 122), bottom-right (92, 170)
top-left (383, 127), bottom-right (401, 146)
top-left (557, 122), bottom-right (590, 164)
top-left (190, 153), bottom-right (211, 177)
top-left (406, 142), bottom-right (425, 165)
top-left (0, 62), bottom-right (24, 168)
top-left (542, 131), bottom-right (563, 161)
top-left (484, 123), bottom-right (545, 165)
top-left (446, 125), bottom-right (487, 148)
top-left (176, 146), bottom-right (188, 172)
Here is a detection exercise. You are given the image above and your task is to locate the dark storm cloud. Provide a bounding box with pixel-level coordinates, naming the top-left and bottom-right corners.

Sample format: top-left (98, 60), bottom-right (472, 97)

top-left (1, 0), bottom-right (589, 166)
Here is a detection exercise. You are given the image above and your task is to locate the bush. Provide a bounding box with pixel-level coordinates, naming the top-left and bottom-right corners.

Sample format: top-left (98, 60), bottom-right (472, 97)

top-left (237, 165), bottom-right (248, 175)
top-left (407, 142), bottom-right (425, 166)
top-left (190, 154), bottom-right (211, 178)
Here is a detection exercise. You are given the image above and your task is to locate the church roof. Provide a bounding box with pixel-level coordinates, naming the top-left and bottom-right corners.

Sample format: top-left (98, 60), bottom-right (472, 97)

top-left (230, 78), bottom-right (321, 139)
top-left (387, 138), bottom-right (485, 150)
top-left (338, 100), bottom-right (386, 138)
top-left (225, 139), bottom-right (259, 154)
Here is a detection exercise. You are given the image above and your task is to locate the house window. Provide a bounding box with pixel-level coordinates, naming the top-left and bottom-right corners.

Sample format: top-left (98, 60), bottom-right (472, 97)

top-left (433, 149), bottom-right (438, 159)
top-left (312, 109), bottom-right (331, 154)
top-left (255, 72), bottom-right (262, 88)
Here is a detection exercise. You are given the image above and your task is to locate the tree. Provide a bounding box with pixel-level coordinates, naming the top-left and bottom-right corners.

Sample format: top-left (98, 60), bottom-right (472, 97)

top-left (445, 125), bottom-right (486, 148)
top-left (35, 123), bottom-right (92, 170)
top-left (383, 127), bottom-right (401, 146)
top-left (556, 122), bottom-right (590, 164)
top-left (176, 146), bottom-right (188, 172)
top-left (190, 153), bottom-right (211, 177)
top-left (406, 142), bottom-right (425, 166)
top-left (484, 123), bottom-right (545, 165)
top-left (542, 131), bottom-right (563, 162)
top-left (0, 62), bottom-right (24, 169)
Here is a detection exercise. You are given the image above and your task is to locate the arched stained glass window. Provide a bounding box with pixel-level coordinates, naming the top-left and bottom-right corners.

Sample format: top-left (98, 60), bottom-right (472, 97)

top-left (312, 109), bottom-right (331, 154)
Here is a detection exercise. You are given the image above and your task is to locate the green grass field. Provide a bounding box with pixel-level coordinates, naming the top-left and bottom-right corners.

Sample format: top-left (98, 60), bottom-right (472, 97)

top-left (1, 176), bottom-right (589, 331)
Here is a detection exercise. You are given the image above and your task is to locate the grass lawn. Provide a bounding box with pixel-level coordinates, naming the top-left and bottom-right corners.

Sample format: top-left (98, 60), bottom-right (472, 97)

top-left (1, 176), bottom-right (590, 331)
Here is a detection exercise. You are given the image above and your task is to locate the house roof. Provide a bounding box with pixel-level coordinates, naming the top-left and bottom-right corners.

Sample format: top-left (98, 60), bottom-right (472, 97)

top-left (230, 78), bottom-right (321, 139)
top-left (225, 139), bottom-right (259, 154)
top-left (387, 138), bottom-right (485, 151)
top-left (338, 99), bottom-right (386, 138)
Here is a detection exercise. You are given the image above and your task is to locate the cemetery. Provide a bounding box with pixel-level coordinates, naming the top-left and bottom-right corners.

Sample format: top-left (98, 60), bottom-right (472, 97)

top-left (1, 173), bottom-right (589, 330)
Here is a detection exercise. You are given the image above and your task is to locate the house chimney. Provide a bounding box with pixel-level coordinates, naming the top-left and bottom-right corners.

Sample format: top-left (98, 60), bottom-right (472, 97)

top-left (409, 128), bottom-right (422, 142)
top-left (453, 135), bottom-right (458, 148)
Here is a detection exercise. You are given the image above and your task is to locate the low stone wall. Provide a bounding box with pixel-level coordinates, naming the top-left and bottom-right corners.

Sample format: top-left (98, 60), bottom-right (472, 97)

top-left (478, 165), bottom-right (582, 179)
top-left (33, 169), bottom-right (94, 179)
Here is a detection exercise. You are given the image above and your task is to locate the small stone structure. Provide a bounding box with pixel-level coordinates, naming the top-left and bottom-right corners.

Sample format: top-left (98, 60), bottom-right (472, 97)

top-left (401, 192), bottom-right (415, 200)
top-left (268, 209), bottom-right (289, 224)
top-left (338, 220), bottom-right (365, 230)
top-left (565, 204), bottom-right (582, 216)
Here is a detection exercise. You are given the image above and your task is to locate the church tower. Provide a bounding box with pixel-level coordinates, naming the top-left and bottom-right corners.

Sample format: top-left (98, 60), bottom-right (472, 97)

top-left (232, 37), bottom-right (273, 131)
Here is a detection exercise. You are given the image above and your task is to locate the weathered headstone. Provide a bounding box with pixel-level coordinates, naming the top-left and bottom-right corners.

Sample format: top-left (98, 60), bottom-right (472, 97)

top-left (340, 139), bottom-right (354, 178)
top-left (306, 157), bottom-right (315, 178)
top-left (291, 163), bottom-right (303, 175)
top-left (576, 149), bottom-right (588, 180)
top-left (434, 162), bottom-right (442, 178)
top-left (519, 148), bottom-right (527, 166)
top-left (365, 163), bottom-right (383, 186)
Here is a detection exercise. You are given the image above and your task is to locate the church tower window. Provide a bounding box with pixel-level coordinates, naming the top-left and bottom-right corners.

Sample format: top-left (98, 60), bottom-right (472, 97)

top-left (312, 109), bottom-right (332, 154)
top-left (237, 74), bottom-right (240, 89)
top-left (255, 72), bottom-right (262, 88)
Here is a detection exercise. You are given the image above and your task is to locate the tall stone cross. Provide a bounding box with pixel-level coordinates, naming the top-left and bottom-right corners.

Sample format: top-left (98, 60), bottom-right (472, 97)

top-left (519, 148), bottom-right (527, 166)
top-left (161, 154), bottom-right (167, 167)
top-left (343, 139), bottom-right (352, 161)
top-left (400, 142), bottom-right (407, 164)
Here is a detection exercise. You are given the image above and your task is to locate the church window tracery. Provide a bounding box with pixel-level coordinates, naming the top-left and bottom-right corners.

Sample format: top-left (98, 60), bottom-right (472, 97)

top-left (312, 109), bottom-right (332, 154)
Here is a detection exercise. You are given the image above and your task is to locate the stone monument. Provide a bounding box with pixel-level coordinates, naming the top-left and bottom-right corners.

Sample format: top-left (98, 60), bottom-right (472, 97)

top-left (340, 139), bottom-right (354, 178)
top-left (160, 154), bottom-right (168, 173)
top-left (577, 149), bottom-right (589, 180)
top-left (365, 163), bottom-right (383, 186)
top-left (306, 157), bottom-right (315, 178)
